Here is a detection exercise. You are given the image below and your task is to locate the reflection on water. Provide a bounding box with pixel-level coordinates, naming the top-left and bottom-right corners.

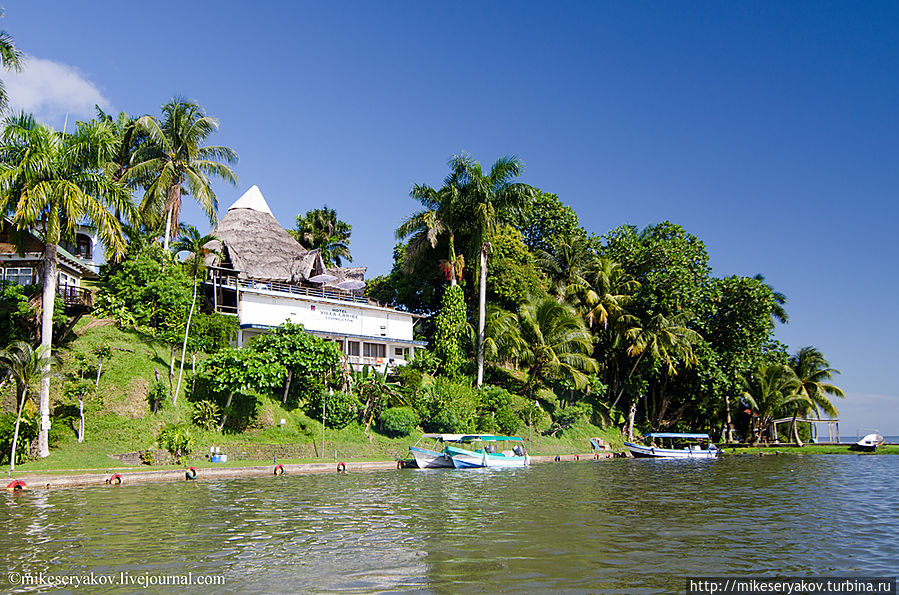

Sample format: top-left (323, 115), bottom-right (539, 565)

top-left (2, 456), bottom-right (897, 593)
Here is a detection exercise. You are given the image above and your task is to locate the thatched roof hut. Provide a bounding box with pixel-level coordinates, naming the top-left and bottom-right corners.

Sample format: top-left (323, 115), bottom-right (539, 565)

top-left (206, 185), bottom-right (364, 287)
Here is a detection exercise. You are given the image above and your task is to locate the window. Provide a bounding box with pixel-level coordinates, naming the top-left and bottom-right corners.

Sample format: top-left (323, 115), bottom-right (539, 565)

top-left (75, 234), bottom-right (92, 260)
top-left (363, 342), bottom-right (386, 358)
top-left (4, 267), bottom-right (32, 285)
top-left (347, 341), bottom-right (360, 357)
top-left (394, 347), bottom-right (408, 358)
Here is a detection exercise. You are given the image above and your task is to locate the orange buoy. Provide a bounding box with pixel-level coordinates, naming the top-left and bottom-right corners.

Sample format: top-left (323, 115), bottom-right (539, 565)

top-left (274, 464), bottom-right (285, 476)
top-left (6, 480), bottom-right (26, 492)
top-left (185, 467), bottom-right (198, 480)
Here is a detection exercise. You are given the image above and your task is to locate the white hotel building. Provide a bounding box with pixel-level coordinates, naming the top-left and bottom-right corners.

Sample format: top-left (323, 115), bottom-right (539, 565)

top-left (203, 186), bottom-right (425, 369)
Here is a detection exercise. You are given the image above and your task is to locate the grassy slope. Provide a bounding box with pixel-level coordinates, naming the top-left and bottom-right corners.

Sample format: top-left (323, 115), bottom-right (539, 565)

top-left (15, 320), bottom-right (886, 475)
top-left (8, 318), bottom-right (622, 473)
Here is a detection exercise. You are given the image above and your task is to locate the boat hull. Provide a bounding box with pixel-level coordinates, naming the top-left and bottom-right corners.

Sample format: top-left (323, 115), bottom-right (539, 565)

top-left (446, 446), bottom-right (529, 468)
top-left (625, 442), bottom-right (719, 459)
top-left (409, 446), bottom-right (454, 468)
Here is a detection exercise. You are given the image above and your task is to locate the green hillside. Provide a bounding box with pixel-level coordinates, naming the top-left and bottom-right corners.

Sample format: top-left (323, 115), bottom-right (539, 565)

top-left (7, 317), bottom-right (621, 473)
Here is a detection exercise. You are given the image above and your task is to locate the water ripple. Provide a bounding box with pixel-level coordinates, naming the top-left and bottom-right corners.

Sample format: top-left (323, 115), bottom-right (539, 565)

top-left (1, 456), bottom-right (897, 593)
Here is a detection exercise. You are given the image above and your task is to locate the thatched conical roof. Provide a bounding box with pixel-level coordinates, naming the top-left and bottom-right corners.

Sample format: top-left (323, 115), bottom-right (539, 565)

top-left (207, 185), bottom-right (315, 282)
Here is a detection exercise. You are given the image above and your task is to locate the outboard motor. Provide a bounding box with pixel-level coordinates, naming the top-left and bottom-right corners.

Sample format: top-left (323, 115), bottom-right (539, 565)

top-left (513, 445), bottom-right (525, 457)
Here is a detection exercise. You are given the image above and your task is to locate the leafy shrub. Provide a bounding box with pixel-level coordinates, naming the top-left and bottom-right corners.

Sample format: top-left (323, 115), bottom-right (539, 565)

top-left (409, 349), bottom-right (439, 375)
top-left (473, 385), bottom-right (522, 435)
top-left (147, 380), bottom-right (169, 413)
top-left (0, 281), bottom-right (66, 342)
top-left (188, 313), bottom-right (239, 353)
top-left (192, 400), bottom-right (221, 430)
top-left (0, 410), bottom-right (37, 465)
top-left (157, 423), bottom-right (194, 461)
top-left (415, 377), bottom-right (478, 433)
top-left (250, 323), bottom-right (341, 406)
top-left (309, 390), bottom-right (359, 429)
top-left (96, 244), bottom-right (192, 329)
top-left (379, 406), bottom-right (419, 437)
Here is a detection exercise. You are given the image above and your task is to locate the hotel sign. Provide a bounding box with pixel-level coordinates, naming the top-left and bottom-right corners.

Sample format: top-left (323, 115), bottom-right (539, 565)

top-left (310, 304), bottom-right (359, 324)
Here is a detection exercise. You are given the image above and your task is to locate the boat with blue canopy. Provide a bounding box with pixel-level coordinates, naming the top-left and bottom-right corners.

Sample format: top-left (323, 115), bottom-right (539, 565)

top-left (625, 432), bottom-right (719, 459)
top-left (445, 435), bottom-right (530, 468)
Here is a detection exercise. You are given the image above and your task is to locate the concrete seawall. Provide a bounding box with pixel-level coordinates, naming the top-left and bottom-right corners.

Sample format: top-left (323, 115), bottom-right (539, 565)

top-left (7, 453), bottom-right (610, 491)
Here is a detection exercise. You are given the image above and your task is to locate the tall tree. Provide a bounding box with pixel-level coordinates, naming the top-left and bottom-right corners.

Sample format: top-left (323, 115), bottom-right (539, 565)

top-left (612, 312), bottom-right (702, 438)
top-left (0, 342), bottom-right (54, 471)
top-left (0, 12), bottom-right (23, 114)
top-left (447, 153), bottom-right (533, 387)
top-left (132, 98), bottom-right (238, 251)
top-left (787, 346), bottom-right (844, 444)
top-left (291, 205), bottom-right (352, 267)
top-left (396, 181), bottom-right (465, 286)
top-left (0, 114), bottom-right (131, 457)
top-left (172, 225), bottom-right (218, 405)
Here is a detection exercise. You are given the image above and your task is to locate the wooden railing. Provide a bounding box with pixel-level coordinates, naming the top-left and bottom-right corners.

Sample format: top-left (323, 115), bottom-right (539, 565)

top-left (216, 278), bottom-right (382, 307)
top-left (57, 285), bottom-right (92, 309)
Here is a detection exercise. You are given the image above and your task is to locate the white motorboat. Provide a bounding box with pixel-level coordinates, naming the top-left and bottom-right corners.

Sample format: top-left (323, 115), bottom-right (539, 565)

top-left (624, 433), bottom-right (719, 459)
top-left (408, 433), bottom-right (466, 468)
top-left (850, 432), bottom-right (884, 452)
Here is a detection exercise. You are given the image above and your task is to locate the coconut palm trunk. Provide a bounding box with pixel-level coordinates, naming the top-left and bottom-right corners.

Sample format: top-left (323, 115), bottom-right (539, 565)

top-left (9, 386), bottom-right (27, 472)
top-left (173, 280), bottom-right (197, 406)
top-left (476, 243), bottom-right (487, 386)
top-left (37, 242), bottom-right (57, 458)
top-left (282, 370), bottom-right (293, 404)
top-left (78, 395), bottom-right (84, 443)
top-left (218, 391), bottom-right (234, 431)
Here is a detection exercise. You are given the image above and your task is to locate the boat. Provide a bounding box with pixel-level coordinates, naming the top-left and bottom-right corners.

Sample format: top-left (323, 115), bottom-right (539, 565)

top-left (850, 432), bottom-right (884, 452)
top-left (445, 435), bottom-right (530, 469)
top-left (624, 433), bottom-right (720, 459)
top-left (408, 433), bottom-right (467, 468)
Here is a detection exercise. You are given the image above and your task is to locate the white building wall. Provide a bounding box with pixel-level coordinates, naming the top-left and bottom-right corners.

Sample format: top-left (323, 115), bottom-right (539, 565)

top-left (239, 290), bottom-right (415, 342)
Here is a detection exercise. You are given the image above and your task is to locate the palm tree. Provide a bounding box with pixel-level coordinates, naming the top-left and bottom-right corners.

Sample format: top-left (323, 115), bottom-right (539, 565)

top-left (132, 98), bottom-right (238, 251)
top-left (396, 180), bottom-right (465, 285)
top-left (447, 153), bottom-right (533, 386)
top-left (753, 273), bottom-right (788, 324)
top-left (577, 257), bottom-right (639, 330)
top-left (534, 229), bottom-right (597, 301)
top-left (739, 363), bottom-right (806, 444)
top-left (511, 294), bottom-right (598, 398)
top-left (607, 312), bottom-right (702, 438)
top-left (172, 225), bottom-right (219, 405)
top-left (0, 114), bottom-right (131, 457)
top-left (0, 342), bottom-right (55, 471)
top-left (0, 18), bottom-right (23, 113)
top-left (292, 205), bottom-right (352, 267)
top-left (787, 346), bottom-right (844, 445)
top-left (94, 108), bottom-right (151, 189)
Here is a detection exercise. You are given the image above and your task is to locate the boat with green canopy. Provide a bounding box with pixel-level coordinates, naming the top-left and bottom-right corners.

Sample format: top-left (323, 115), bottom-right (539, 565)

top-left (445, 435), bottom-right (530, 468)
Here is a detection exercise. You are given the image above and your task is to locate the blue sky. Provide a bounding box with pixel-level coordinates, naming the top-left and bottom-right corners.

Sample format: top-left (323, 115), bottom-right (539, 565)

top-left (5, 2), bottom-right (898, 435)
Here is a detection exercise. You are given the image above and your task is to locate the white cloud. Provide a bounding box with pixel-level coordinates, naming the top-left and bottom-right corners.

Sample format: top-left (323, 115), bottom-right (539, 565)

top-left (4, 54), bottom-right (111, 126)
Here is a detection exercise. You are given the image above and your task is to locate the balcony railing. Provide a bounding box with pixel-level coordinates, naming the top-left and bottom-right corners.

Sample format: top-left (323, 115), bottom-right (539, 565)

top-left (212, 277), bottom-right (384, 308)
top-left (57, 285), bottom-right (92, 309)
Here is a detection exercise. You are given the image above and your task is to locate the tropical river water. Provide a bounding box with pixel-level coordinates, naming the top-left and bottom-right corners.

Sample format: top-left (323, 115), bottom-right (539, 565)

top-left (1, 455), bottom-right (897, 594)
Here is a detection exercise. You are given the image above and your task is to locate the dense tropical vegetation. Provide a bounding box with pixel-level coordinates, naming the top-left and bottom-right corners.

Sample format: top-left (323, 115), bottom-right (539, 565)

top-left (0, 20), bottom-right (847, 468)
